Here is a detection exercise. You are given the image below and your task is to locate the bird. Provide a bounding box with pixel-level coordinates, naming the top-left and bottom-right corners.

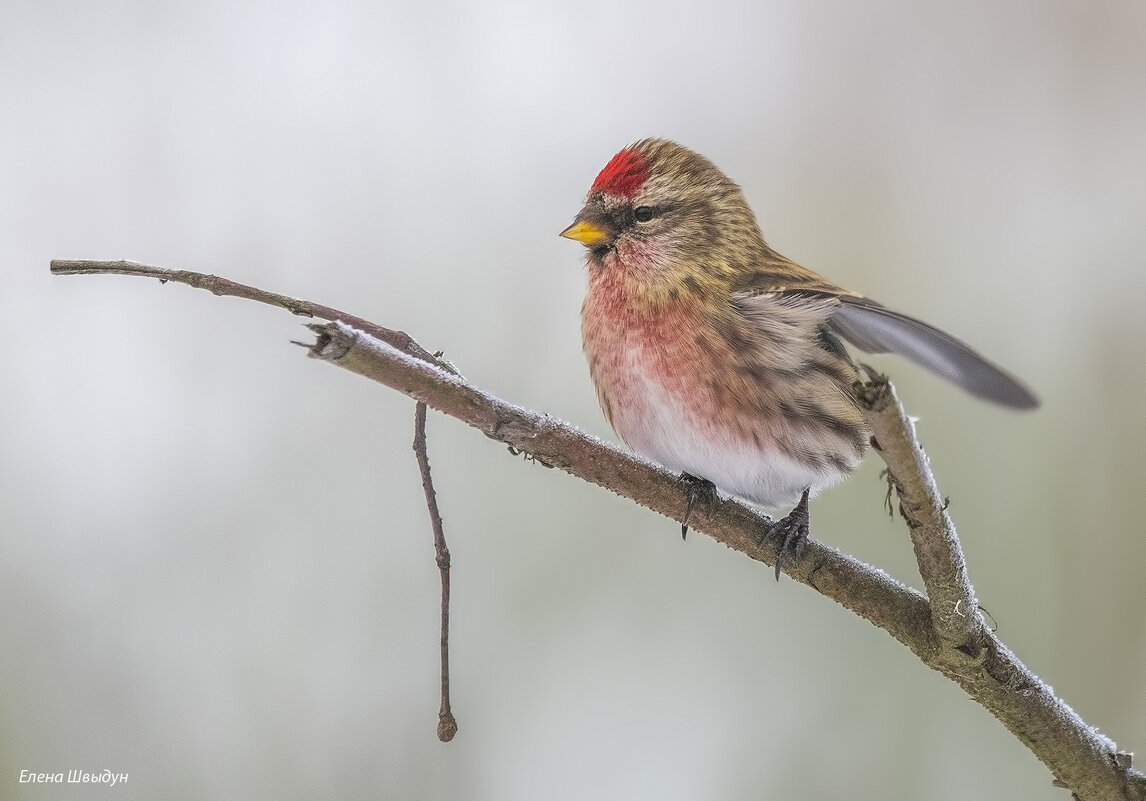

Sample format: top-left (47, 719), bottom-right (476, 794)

top-left (560, 138), bottom-right (1038, 578)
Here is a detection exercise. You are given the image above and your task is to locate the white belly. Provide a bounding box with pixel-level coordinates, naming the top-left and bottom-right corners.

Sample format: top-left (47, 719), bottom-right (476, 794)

top-left (608, 343), bottom-right (847, 510)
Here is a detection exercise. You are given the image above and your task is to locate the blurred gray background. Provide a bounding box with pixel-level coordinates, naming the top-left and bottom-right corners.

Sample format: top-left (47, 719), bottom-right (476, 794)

top-left (2, 0), bottom-right (1144, 798)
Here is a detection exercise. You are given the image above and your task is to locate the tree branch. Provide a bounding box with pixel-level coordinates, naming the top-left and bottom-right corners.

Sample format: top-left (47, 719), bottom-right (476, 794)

top-left (51, 259), bottom-right (1145, 801)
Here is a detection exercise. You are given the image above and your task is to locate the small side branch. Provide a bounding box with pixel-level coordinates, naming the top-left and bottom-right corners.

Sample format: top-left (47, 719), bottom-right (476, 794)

top-left (858, 376), bottom-right (981, 649)
top-left (412, 402), bottom-right (457, 742)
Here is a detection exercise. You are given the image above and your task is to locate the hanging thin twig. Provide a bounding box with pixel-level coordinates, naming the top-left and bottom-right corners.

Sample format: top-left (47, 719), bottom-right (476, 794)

top-left (413, 401), bottom-right (457, 742)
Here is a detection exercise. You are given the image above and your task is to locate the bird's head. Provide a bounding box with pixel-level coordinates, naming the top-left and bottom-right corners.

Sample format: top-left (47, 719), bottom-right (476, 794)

top-left (561, 139), bottom-right (766, 293)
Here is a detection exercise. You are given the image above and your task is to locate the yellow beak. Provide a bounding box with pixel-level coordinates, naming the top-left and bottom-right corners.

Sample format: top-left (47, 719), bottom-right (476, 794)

top-left (559, 220), bottom-right (610, 247)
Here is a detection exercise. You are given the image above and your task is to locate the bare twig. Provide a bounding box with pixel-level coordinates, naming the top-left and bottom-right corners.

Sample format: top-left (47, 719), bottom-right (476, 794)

top-left (49, 259), bottom-right (454, 374)
top-left (412, 402), bottom-right (457, 742)
top-left (52, 259), bottom-right (1146, 801)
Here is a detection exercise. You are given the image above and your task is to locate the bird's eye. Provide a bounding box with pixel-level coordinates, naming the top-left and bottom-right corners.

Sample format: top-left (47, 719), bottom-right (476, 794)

top-left (633, 206), bottom-right (656, 223)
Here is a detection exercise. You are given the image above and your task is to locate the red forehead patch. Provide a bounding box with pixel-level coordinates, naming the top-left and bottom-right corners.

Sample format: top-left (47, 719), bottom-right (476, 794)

top-left (590, 148), bottom-right (649, 197)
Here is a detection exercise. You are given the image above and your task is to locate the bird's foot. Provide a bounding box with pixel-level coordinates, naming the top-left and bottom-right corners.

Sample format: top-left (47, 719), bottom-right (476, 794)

top-left (756, 488), bottom-right (811, 581)
top-left (677, 473), bottom-right (718, 540)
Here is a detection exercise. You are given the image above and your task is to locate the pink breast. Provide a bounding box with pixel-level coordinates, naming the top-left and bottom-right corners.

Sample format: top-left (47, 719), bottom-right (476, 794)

top-left (582, 275), bottom-right (707, 440)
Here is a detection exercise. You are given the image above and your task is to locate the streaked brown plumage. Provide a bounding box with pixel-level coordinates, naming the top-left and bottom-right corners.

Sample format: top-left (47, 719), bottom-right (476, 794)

top-left (561, 139), bottom-right (1037, 569)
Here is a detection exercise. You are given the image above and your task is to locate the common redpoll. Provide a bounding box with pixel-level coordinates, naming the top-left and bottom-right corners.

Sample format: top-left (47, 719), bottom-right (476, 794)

top-left (561, 138), bottom-right (1037, 575)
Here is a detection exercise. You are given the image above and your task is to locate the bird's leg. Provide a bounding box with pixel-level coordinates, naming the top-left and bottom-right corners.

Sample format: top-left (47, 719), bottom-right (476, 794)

top-left (677, 473), bottom-right (718, 540)
top-left (760, 488), bottom-right (811, 581)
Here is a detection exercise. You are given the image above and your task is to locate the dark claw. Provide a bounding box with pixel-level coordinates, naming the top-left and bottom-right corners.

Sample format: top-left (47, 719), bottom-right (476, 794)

top-left (756, 488), bottom-right (810, 581)
top-left (677, 473), bottom-right (718, 540)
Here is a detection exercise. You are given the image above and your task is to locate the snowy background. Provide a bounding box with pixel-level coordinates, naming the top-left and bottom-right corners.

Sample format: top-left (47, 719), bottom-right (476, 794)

top-left (2, 0), bottom-right (1144, 798)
